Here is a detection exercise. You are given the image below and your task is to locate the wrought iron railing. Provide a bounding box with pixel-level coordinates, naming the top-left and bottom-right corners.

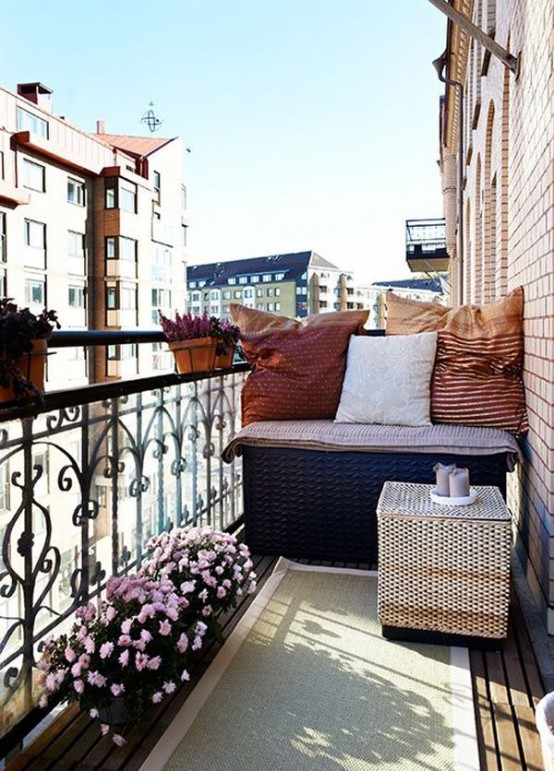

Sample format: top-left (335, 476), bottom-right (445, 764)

top-left (0, 330), bottom-right (248, 753)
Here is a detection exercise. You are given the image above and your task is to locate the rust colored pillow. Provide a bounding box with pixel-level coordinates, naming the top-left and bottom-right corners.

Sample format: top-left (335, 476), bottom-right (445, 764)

top-left (385, 288), bottom-right (528, 435)
top-left (230, 305), bottom-right (369, 426)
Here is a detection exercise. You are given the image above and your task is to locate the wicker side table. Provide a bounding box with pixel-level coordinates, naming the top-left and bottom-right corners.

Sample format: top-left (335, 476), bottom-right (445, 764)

top-left (377, 482), bottom-right (512, 645)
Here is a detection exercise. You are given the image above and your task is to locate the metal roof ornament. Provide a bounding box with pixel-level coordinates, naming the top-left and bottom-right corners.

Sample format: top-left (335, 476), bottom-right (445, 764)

top-left (141, 102), bottom-right (163, 133)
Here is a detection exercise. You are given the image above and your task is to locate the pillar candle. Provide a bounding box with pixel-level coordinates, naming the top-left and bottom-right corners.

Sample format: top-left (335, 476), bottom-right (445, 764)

top-left (449, 467), bottom-right (470, 498)
top-left (433, 462), bottom-right (457, 496)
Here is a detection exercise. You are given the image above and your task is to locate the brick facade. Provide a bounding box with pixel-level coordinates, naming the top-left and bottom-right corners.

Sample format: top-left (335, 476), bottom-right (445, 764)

top-left (439, 0), bottom-right (554, 632)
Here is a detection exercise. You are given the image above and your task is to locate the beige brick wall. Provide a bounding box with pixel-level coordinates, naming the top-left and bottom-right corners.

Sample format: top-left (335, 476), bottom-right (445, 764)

top-left (442, 0), bottom-right (554, 633)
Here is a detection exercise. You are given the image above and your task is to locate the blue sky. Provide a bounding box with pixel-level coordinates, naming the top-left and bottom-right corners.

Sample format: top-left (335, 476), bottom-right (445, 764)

top-left (2, 1), bottom-right (447, 283)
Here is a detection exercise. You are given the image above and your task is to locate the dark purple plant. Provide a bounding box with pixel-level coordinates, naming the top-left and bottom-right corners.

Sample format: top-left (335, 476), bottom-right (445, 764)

top-left (0, 298), bottom-right (60, 399)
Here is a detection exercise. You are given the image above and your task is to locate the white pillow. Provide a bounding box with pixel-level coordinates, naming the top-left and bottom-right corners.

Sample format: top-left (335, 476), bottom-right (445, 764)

top-left (334, 332), bottom-right (438, 426)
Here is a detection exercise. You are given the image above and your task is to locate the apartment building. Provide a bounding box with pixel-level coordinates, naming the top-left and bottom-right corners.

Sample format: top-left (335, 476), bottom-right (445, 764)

top-left (435, 0), bottom-right (554, 634)
top-left (0, 81), bottom-right (188, 386)
top-left (187, 251), bottom-right (357, 319)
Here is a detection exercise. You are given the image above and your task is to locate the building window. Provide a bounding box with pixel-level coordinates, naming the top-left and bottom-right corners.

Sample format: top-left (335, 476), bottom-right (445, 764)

top-left (181, 185), bottom-right (187, 210)
top-left (0, 461), bottom-right (10, 511)
top-left (191, 292), bottom-right (200, 302)
top-left (23, 159), bottom-right (45, 192)
top-left (24, 219), bottom-right (46, 249)
top-left (107, 344), bottom-right (137, 360)
top-left (120, 284), bottom-right (137, 310)
top-left (243, 288), bottom-right (254, 299)
top-left (120, 181), bottom-right (137, 213)
top-left (0, 271), bottom-right (6, 297)
top-left (153, 171), bottom-right (161, 204)
top-left (120, 237), bottom-right (137, 262)
top-left (262, 274), bottom-right (272, 282)
top-left (106, 237), bottom-right (117, 259)
top-left (210, 290), bottom-right (219, 300)
top-left (25, 277), bottom-right (45, 306)
top-left (223, 290), bottom-right (231, 299)
top-left (275, 272), bottom-right (285, 280)
top-left (256, 288), bottom-right (263, 297)
top-left (275, 287), bottom-right (281, 296)
top-left (106, 286), bottom-right (117, 309)
top-left (267, 288), bottom-right (273, 297)
top-left (239, 276), bottom-right (248, 284)
top-left (68, 231), bottom-right (85, 264)
top-left (16, 107), bottom-right (48, 139)
top-left (233, 290), bottom-right (242, 299)
top-left (68, 285), bottom-right (85, 308)
top-left (189, 281), bottom-right (196, 289)
top-left (0, 150), bottom-right (4, 180)
top-left (250, 275), bottom-right (259, 283)
top-left (105, 179), bottom-right (117, 209)
top-left (182, 224), bottom-right (188, 246)
top-left (0, 213), bottom-right (5, 262)
top-left (275, 302), bottom-right (281, 311)
top-left (152, 288), bottom-right (171, 321)
top-left (228, 278), bottom-right (236, 285)
top-left (67, 177), bottom-right (86, 206)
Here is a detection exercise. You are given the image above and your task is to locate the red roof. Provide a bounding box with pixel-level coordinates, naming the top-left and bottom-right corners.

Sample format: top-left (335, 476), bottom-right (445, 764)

top-left (97, 134), bottom-right (176, 157)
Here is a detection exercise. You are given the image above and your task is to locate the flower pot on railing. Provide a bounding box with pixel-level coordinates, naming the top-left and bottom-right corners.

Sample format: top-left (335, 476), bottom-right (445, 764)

top-left (168, 337), bottom-right (217, 374)
top-left (214, 342), bottom-right (236, 369)
top-left (0, 339), bottom-right (48, 402)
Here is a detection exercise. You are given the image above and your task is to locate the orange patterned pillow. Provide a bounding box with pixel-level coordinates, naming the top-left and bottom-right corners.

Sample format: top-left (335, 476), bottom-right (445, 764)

top-left (230, 305), bottom-right (369, 426)
top-left (385, 288), bottom-right (528, 435)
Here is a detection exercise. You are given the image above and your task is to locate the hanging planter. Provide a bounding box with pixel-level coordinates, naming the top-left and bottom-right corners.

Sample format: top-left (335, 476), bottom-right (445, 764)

top-left (0, 338), bottom-right (49, 401)
top-left (168, 337), bottom-right (217, 374)
top-left (214, 341), bottom-right (236, 369)
top-left (159, 310), bottom-right (240, 375)
top-left (0, 300), bottom-right (60, 404)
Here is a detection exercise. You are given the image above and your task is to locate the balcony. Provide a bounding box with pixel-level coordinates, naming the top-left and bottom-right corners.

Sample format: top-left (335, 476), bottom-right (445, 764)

top-left (0, 331), bottom-right (546, 769)
top-left (405, 218), bottom-right (449, 273)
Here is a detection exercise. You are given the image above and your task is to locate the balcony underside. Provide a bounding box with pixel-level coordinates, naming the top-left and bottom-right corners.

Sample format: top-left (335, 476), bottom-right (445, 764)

top-left (6, 551), bottom-right (546, 771)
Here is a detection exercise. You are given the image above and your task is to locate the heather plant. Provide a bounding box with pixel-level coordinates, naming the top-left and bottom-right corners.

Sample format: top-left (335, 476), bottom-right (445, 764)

top-left (210, 316), bottom-right (241, 356)
top-left (158, 309), bottom-right (214, 341)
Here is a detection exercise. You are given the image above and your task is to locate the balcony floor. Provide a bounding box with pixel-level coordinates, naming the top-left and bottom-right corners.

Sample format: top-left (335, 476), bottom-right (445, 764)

top-left (6, 554), bottom-right (546, 771)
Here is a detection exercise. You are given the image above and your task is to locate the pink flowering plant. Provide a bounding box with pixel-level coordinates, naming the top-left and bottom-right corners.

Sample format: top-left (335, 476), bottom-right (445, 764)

top-left (37, 574), bottom-right (207, 743)
top-left (140, 526), bottom-right (257, 636)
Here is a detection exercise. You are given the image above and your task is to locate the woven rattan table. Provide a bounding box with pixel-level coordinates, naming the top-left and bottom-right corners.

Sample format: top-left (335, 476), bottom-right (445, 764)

top-left (377, 481), bottom-right (512, 645)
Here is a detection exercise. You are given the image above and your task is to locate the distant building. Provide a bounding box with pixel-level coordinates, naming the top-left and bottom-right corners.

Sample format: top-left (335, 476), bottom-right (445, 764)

top-left (353, 277), bottom-right (445, 329)
top-left (187, 251), bottom-right (357, 319)
top-left (0, 81), bottom-right (188, 385)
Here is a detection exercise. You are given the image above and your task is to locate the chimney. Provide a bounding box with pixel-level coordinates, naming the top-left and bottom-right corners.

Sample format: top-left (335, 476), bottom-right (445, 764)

top-left (96, 120), bottom-right (106, 134)
top-left (17, 82), bottom-right (53, 113)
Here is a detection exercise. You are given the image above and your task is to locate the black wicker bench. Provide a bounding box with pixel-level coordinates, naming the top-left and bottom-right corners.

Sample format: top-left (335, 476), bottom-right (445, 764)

top-left (222, 420), bottom-right (521, 563)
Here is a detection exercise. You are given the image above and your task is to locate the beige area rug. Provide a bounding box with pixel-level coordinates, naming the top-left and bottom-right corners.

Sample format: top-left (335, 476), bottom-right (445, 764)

top-left (141, 559), bottom-right (479, 771)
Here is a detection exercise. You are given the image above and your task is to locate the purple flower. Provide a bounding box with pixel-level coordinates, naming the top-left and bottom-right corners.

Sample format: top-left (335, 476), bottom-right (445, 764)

top-left (119, 649), bottom-right (130, 667)
top-left (177, 633), bottom-right (189, 653)
top-left (110, 683), bottom-right (124, 696)
top-left (64, 646), bottom-right (76, 663)
top-left (147, 656), bottom-right (162, 671)
top-left (100, 642), bottom-right (114, 659)
top-left (73, 679), bottom-right (84, 694)
top-left (159, 619), bottom-right (172, 636)
top-left (152, 691), bottom-right (163, 704)
top-left (112, 733), bottom-right (126, 746)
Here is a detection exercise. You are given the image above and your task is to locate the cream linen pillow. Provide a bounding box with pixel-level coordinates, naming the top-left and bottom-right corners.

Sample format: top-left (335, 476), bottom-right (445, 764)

top-left (334, 332), bottom-right (438, 426)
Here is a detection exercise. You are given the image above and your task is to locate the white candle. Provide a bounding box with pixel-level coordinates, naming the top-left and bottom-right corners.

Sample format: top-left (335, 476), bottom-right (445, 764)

top-left (449, 467), bottom-right (470, 498)
top-left (434, 462), bottom-right (457, 496)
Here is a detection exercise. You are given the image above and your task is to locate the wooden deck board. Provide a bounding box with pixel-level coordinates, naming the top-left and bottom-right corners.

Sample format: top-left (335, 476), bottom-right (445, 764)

top-left (5, 556), bottom-right (546, 771)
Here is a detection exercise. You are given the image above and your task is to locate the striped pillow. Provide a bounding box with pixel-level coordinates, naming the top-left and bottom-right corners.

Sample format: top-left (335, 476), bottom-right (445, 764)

top-left (230, 305), bottom-right (369, 426)
top-left (385, 288), bottom-right (528, 436)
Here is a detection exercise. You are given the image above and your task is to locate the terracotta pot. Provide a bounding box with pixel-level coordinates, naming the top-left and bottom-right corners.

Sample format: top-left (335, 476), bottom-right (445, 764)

top-left (214, 342), bottom-right (236, 369)
top-left (0, 339), bottom-right (48, 402)
top-left (168, 337), bottom-right (217, 374)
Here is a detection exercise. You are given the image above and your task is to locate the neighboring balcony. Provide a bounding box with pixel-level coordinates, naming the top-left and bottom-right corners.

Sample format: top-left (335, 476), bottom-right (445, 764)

top-left (405, 218), bottom-right (449, 273)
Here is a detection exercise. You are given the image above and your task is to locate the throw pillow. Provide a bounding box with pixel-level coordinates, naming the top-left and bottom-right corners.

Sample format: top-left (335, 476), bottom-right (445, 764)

top-left (230, 305), bottom-right (369, 426)
top-left (385, 287), bottom-right (528, 435)
top-left (334, 332), bottom-right (438, 426)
